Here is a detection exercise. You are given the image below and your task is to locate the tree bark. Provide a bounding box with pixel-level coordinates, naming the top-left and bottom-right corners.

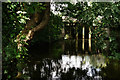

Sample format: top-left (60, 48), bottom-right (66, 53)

top-left (17, 2), bottom-right (50, 50)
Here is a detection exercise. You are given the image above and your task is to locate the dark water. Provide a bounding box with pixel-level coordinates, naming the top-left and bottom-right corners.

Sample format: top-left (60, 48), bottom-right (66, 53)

top-left (15, 39), bottom-right (120, 80)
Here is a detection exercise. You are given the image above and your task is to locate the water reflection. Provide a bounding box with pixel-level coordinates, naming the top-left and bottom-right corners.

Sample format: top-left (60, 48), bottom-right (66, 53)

top-left (20, 54), bottom-right (108, 80)
top-left (61, 54), bottom-right (106, 78)
top-left (14, 40), bottom-right (120, 80)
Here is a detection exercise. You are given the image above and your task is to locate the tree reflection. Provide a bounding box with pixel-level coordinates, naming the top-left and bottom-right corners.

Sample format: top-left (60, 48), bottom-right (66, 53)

top-left (20, 54), bottom-right (107, 80)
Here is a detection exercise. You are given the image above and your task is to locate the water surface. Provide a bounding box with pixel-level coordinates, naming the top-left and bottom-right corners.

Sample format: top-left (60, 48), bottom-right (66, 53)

top-left (16, 40), bottom-right (120, 80)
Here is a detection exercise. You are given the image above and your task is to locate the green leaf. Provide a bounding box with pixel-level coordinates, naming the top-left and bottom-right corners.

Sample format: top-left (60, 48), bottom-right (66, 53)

top-left (8, 75), bottom-right (11, 79)
top-left (16, 54), bottom-right (21, 58)
top-left (4, 70), bottom-right (8, 74)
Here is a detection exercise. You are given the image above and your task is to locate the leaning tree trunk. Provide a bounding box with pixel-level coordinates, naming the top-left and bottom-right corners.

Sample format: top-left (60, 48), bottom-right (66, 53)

top-left (16, 2), bottom-right (50, 51)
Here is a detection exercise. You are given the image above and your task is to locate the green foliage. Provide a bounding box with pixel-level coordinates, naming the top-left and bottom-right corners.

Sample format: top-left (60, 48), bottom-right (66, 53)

top-left (2, 2), bottom-right (46, 79)
top-left (48, 13), bottom-right (63, 41)
top-left (59, 2), bottom-right (120, 58)
top-left (108, 29), bottom-right (120, 60)
top-left (23, 2), bottom-right (46, 14)
top-left (31, 12), bottom-right (63, 44)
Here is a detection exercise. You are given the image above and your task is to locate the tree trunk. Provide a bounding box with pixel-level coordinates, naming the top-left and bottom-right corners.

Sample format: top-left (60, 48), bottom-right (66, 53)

top-left (16, 2), bottom-right (50, 50)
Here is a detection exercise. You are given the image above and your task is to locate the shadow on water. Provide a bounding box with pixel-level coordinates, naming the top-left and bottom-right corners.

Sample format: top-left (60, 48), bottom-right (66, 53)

top-left (10, 39), bottom-right (120, 80)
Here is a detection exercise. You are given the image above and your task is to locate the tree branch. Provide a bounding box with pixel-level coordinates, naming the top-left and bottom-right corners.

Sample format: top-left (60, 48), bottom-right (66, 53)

top-left (17, 2), bottom-right (50, 50)
top-left (32, 2), bottom-right (50, 32)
